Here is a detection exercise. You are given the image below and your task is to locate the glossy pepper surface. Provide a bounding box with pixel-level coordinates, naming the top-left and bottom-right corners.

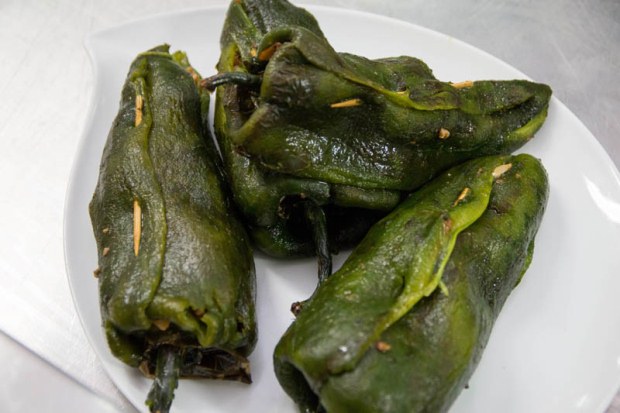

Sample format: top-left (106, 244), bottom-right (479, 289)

top-left (273, 153), bottom-right (549, 413)
top-left (209, 0), bottom-right (551, 260)
top-left (89, 45), bottom-right (257, 412)
top-left (212, 0), bottom-right (380, 261)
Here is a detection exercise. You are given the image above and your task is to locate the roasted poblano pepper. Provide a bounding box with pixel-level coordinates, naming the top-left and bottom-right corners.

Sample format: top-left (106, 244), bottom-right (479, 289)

top-left (274, 154), bottom-right (549, 413)
top-left (211, 0), bottom-right (378, 269)
top-left (89, 45), bottom-right (257, 412)
top-left (208, 0), bottom-right (552, 269)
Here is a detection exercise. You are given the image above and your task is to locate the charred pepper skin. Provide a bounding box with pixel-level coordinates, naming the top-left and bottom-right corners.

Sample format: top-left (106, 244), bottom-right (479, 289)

top-left (212, 0), bottom-right (551, 258)
top-left (214, 0), bottom-right (370, 259)
top-left (89, 45), bottom-right (257, 412)
top-left (237, 27), bottom-right (551, 192)
top-left (273, 154), bottom-right (549, 413)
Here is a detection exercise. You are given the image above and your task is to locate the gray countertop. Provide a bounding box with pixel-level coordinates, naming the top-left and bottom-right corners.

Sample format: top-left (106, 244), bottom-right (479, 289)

top-left (0, 0), bottom-right (618, 412)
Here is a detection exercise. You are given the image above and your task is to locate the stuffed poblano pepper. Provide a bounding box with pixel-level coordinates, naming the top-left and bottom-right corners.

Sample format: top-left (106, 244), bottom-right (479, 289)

top-left (207, 0), bottom-right (551, 274)
top-left (274, 153), bottom-right (549, 413)
top-left (89, 45), bottom-right (257, 413)
top-left (211, 0), bottom-right (381, 279)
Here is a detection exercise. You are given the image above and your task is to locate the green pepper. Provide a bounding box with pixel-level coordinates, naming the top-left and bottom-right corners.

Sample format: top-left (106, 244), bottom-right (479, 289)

top-left (209, 0), bottom-right (551, 273)
top-left (89, 45), bottom-right (257, 413)
top-left (274, 153), bottom-right (549, 413)
top-left (212, 0), bottom-right (377, 274)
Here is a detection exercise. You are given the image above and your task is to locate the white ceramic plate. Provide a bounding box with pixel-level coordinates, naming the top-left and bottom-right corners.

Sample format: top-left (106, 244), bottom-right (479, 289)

top-left (64, 5), bottom-right (620, 413)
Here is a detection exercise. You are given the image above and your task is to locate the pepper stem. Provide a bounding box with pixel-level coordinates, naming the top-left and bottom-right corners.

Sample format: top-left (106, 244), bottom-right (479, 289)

top-left (201, 72), bottom-right (262, 91)
top-left (302, 200), bottom-right (332, 283)
top-left (291, 200), bottom-right (333, 316)
top-left (145, 345), bottom-right (181, 413)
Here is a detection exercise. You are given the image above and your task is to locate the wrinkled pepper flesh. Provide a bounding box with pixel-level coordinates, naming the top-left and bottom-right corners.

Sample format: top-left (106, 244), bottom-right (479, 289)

top-left (274, 153), bottom-right (549, 413)
top-left (209, 0), bottom-right (552, 267)
top-left (89, 45), bottom-right (257, 412)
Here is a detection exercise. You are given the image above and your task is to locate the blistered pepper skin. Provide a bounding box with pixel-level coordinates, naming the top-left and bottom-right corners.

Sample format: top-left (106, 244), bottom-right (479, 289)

top-left (212, 0), bottom-right (551, 258)
top-left (235, 28), bottom-right (551, 192)
top-left (274, 154), bottom-right (549, 413)
top-left (214, 0), bottom-right (381, 258)
top-left (89, 46), bottom-right (257, 409)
